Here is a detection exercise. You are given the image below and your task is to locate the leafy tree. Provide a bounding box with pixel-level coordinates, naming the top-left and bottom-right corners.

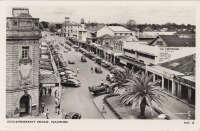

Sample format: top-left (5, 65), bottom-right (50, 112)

top-left (110, 67), bottom-right (140, 92)
top-left (49, 23), bottom-right (57, 32)
top-left (126, 20), bottom-right (136, 31)
top-left (119, 71), bottom-right (167, 119)
top-left (40, 21), bottom-right (49, 28)
top-left (39, 22), bottom-right (44, 31)
top-left (55, 24), bottom-right (62, 29)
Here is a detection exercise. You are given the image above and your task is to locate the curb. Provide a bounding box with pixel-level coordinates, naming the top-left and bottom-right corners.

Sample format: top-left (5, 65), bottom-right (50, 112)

top-left (93, 100), bottom-right (106, 119)
top-left (103, 93), bottom-right (123, 119)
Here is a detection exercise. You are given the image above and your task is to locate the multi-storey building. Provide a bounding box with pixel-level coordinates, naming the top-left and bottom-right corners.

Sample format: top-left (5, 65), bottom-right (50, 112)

top-left (6, 8), bottom-right (41, 118)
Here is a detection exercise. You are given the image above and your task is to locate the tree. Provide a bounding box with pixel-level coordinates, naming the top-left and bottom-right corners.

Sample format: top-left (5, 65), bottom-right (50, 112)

top-left (109, 67), bottom-right (140, 92)
top-left (40, 21), bottom-right (49, 28)
top-left (49, 23), bottom-right (57, 32)
top-left (39, 22), bottom-right (44, 31)
top-left (119, 71), bottom-right (167, 119)
top-left (126, 20), bottom-right (136, 31)
top-left (55, 24), bottom-right (62, 29)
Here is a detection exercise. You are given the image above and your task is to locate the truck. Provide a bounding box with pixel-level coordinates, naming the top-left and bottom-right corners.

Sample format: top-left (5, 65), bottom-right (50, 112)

top-left (88, 83), bottom-right (110, 95)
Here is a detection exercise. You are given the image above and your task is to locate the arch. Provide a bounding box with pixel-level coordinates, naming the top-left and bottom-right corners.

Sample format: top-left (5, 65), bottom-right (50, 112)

top-left (19, 94), bottom-right (31, 117)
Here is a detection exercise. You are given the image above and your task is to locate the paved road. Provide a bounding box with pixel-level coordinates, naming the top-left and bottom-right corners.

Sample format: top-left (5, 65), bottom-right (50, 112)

top-left (55, 36), bottom-right (110, 119)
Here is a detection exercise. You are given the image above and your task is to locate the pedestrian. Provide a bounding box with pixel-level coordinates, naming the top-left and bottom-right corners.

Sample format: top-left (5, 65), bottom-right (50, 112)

top-left (102, 102), bottom-right (106, 114)
top-left (101, 80), bottom-right (104, 86)
top-left (54, 90), bottom-right (57, 97)
top-left (49, 87), bottom-right (52, 96)
top-left (91, 67), bottom-right (93, 73)
top-left (57, 103), bottom-right (60, 115)
top-left (40, 89), bottom-right (43, 98)
top-left (77, 67), bottom-right (79, 73)
top-left (46, 109), bottom-right (49, 119)
top-left (41, 101), bottom-right (45, 113)
top-left (44, 88), bottom-right (47, 96)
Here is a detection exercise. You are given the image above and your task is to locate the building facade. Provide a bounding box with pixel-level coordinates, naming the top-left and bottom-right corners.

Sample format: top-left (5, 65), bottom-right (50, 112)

top-left (6, 8), bottom-right (41, 118)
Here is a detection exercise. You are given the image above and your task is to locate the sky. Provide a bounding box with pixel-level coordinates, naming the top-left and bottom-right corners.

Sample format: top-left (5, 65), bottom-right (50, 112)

top-left (7, 5), bottom-right (196, 25)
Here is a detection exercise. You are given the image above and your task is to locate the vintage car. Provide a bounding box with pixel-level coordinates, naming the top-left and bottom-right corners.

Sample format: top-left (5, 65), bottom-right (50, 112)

top-left (88, 83), bottom-right (110, 95)
top-left (68, 59), bottom-right (75, 64)
top-left (61, 79), bottom-right (81, 87)
top-left (106, 74), bottom-right (114, 81)
top-left (95, 67), bottom-right (102, 73)
top-left (63, 112), bottom-right (81, 119)
top-left (81, 56), bottom-right (87, 62)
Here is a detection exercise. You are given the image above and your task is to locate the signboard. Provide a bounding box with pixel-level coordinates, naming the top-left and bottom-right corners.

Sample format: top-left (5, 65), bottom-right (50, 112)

top-left (42, 83), bottom-right (56, 87)
top-left (158, 47), bottom-right (180, 63)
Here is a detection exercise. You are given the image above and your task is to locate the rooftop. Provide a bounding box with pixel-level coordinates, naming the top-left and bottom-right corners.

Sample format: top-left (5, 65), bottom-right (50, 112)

top-left (108, 26), bottom-right (131, 32)
top-left (149, 35), bottom-right (195, 47)
top-left (159, 54), bottom-right (195, 75)
top-left (174, 31), bottom-right (195, 35)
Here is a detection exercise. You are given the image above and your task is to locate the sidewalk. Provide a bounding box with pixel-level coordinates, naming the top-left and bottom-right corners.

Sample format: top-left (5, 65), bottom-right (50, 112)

top-left (93, 94), bottom-right (118, 119)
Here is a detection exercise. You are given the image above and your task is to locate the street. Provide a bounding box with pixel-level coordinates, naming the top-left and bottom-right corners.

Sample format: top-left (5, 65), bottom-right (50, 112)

top-left (55, 36), bottom-right (110, 119)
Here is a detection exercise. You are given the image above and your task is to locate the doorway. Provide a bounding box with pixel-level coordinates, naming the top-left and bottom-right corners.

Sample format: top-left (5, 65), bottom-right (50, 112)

top-left (20, 95), bottom-right (30, 117)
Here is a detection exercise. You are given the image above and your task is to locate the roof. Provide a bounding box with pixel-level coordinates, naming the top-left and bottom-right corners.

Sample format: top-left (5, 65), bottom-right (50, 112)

top-left (108, 26), bottom-right (131, 32)
top-left (139, 32), bottom-right (175, 39)
top-left (17, 13), bottom-right (32, 18)
top-left (174, 31), bottom-right (195, 35)
top-left (40, 74), bottom-right (58, 84)
top-left (149, 35), bottom-right (196, 47)
top-left (159, 54), bottom-right (195, 74)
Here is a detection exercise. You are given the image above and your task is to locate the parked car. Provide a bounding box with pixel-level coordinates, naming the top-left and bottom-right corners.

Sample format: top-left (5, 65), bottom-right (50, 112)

top-left (88, 83), bottom-right (110, 95)
top-left (106, 74), bottom-right (114, 81)
top-left (61, 79), bottom-right (81, 87)
top-left (64, 49), bottom-right (68, 53)
top-left (66, 73), bottom-right (77, 77)
top-left (81, 56), bottom-right (87, 62)
top-left (95, 57), bottom-right (102, 65)
top-left (68, 59), bottom-right (75, 64)
top-left (95, 67), bottom-right (102, 73)
top-left (63, 112), bottom-right (81, 119)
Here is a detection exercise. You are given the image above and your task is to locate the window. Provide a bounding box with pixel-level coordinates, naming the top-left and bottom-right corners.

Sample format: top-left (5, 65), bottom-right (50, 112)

top-left (157, 40), bottom-right (163, 46)
top-left (35, 20), bottom-right (39, 26)
top-left (14, 20), bottom-right (18, 26)
top-left (22, 46), bottom-right (29, 59)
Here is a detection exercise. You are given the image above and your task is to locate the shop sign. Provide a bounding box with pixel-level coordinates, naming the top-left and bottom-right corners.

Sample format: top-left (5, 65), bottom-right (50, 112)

top-left (42, 84), bottom-right (56, 87)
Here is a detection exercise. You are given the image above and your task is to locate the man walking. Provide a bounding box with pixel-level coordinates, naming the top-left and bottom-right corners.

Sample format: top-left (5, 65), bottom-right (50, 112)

top-left (77, 67), bottom-right (79, 73)
top-left (41, 101), bottom-right (45, 113)
top-left (44, 88), bottom-right (47, 96)
top-left (91, 67), bottom-right (93, 73)
top-left (54, 90), bottom-right (57, 97)
top-left (101, 80), bottom-right (104, 86)
top-left (46, 109), bottom-right (49, 119)
top-left (102, 102), bottom-right (106, 114)
top-left (49, 87), bottom-right (52, 96)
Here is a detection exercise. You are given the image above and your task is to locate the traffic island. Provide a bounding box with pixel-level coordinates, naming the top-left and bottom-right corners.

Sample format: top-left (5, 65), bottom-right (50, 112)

top-left (104, 94), bottom-right (164, 120)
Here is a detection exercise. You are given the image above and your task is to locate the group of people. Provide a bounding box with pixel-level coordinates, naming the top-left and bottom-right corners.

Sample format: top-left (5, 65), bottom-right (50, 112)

top-left (40, 88), bottom-right (59, 119)
top-left (40, 87), bottom-right (52, 98)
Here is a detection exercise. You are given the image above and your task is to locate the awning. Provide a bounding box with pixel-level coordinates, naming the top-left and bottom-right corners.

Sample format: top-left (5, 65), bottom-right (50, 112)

top-left (40, 74), bottom-right (58, 86)
top-left (118, 56), bottom-right (145, 69)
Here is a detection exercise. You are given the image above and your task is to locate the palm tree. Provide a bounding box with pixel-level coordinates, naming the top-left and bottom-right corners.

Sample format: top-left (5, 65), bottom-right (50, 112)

top-left (119, 71), bottom-right (167, 119)
top-left (109, 67), bottom-right (140, 93)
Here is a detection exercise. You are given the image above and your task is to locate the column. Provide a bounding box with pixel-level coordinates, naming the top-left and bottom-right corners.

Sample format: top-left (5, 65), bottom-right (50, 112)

top-left (188, 88), bottom-right (192, 103)
top-left (153, 73), bottom-right (155, 82)
top-left (177, 84), bottom-right (182, 98)
top-left (172, 80), bottom-right (176, 96)
top-left (161, 76), bottom-right (164, 89)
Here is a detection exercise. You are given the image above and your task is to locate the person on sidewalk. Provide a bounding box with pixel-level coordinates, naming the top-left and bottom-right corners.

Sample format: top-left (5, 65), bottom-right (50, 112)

top-left (54, 90), bottom-right (57, 97)
top-left (41, 101), bottom-right (45, 113)
top-left (57, 102), bottom-right (60, 115)
top-left (102, 102), bottom-right (106, 114)
top-left (101, 80), bottom-right (104, 86)
top-left (46, 109), bottom-right (49, 119)
top-left (77, 67), bottom-right (79, 73)
top-left (91, 67), bottom-right (93, 73)
top-left (40, 89), bottom-right (43, 98)
top-left (44, 88), bottom-right (47, 96)
top-left (49, 87), bottom-right (52, 96)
